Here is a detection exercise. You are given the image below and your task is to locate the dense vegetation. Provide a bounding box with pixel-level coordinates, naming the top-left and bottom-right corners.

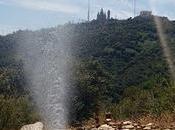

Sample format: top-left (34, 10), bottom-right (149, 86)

top-left (1, 12), bottom-right (175, 129)
top-left (0, 35), bottom-right (40, 129)
top-left (70, 16), bottom-right (175, 122)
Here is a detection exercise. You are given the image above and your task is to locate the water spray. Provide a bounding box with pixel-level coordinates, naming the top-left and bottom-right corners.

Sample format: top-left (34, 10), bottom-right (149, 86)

top-left (17, 28), bottom-right (73, 130)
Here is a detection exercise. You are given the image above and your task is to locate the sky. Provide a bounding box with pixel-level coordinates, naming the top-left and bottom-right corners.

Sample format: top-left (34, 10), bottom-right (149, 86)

top-left (0, 0), bottom-right (175, 35)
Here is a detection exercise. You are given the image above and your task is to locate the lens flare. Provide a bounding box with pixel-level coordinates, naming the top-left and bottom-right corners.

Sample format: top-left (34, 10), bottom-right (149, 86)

top-left (149, 0), bottom-right (175, 81)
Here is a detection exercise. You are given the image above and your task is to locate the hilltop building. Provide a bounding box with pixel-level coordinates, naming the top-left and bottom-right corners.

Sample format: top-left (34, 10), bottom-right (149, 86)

top-left (140, 11), bottom-right (152, 17)
top-left (97, 8), bottom-right (106, 21)
top-left (139, 11), bottom-right (168, 21)
top-left (107, 10), bottom-right (111, 20)
top-left (97, 8), bottom-right (111, 21)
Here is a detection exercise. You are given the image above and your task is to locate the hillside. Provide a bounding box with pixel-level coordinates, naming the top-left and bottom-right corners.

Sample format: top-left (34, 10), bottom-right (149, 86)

top-left (1, 14), bottom-right (175, 129)
top-left (69, 16), bottom-right (175, 121)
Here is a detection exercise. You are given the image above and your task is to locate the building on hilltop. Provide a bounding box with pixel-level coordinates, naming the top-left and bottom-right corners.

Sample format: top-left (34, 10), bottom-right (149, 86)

top-left (140, 11), bottom-right (152, 17)
top-left (97, 8), bottom-right (111, 22)
top-left (107, 10), bottom-right (111, 20)
top-left (139, 11), bottom-right (169, 21)
top-left (97, 8), bottom-right (106, 21)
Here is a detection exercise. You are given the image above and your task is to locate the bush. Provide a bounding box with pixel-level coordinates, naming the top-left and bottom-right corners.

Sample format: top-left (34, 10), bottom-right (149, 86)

top-left (0, 95), bottom-right (40, 130)
top-left (108, 84), bottom-right (175, 120)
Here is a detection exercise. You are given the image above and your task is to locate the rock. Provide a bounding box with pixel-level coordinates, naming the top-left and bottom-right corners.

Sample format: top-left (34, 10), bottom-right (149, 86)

top-left (98, 124), bottom-right (115, 130)
top-left (137, 126), bottom-right (141, 129)
top-left (123, 121), bottom-right (132, 125)
top-left (20, 122), bottom-right (44, 130)
top-left (106, 118), bottom-right (112, 123)
top-left (133, 123), bottom-right (138, 126)
top-left (151, 125), bottom-right (159, 129)
top-left (143, 126), bottom-right (151, 130)
top-left (146, 123), bottom-right (153, 126)
top-left (122, 124), bottom-right (134, 129)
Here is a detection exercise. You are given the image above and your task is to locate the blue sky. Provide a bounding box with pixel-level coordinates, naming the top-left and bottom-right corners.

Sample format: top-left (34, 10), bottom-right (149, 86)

top-left (0, 0), bottom-right (175, 35)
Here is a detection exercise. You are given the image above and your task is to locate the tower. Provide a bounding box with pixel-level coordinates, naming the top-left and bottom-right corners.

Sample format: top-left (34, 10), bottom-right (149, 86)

top-left (97, 8), bottom-right (107, 22)
top-left (107, 10), bottom-right (111, 20)
top-left (133, 0), bottom-right (136, 17)
top-left (88, 0), bottom-right (90, 21)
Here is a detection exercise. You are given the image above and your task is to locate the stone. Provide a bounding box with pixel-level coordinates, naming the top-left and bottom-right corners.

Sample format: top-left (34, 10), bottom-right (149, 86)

top-left (106, 118), bottom-right (112, 122)
top-left (137, 126), bottom-right (141, 129)
top-left (20, 122), bottom-right (44, 130)
top-left (123, 121), bottom-right (132, 125)
top-left (98, 124), bottom-right (115, 130)
top-left (146, 123), bottom-right (153, 126)
top-left (143, 126), bottom-right (151, 130)
top-left (122, 124), bottom-right (134, 129)
top-left (133, 123), bottom-right (138, 126)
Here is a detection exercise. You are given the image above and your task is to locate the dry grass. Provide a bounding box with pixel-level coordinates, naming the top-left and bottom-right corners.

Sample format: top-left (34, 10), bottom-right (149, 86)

top-left (134, 113), bottom-right (175, 128)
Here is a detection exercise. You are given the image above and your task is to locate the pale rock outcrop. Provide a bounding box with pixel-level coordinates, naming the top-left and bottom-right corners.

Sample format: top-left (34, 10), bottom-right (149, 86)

top-left (143, 126), bottom-right (151, 130)
top-left (146, 123), bottom-right (153, 126)
top-left (123, 121), bottom-right (132, 125)
top-left (98, 124), bottom-right (115, 130)
top-left (122, 124), bottom-right (134, 129)
top-left (20, 122), bottom-right (44, 130)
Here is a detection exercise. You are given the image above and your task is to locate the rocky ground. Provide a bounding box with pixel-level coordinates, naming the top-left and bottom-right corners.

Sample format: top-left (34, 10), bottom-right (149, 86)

top-left (74, 121), bottom-right (175, 130)
top-left (20, 120), bottom-right (175, 130)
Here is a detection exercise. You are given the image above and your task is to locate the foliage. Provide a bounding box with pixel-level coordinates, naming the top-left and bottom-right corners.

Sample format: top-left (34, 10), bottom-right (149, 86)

top-left (71, 59), bottom-right (112, 121)
top-left (69, 16), bottom-right (174, 122)
top-left (108, 80), bottom-right (175, 120)
top-left (0, 95), bottom-right (39, 130)
top-left (0, 34), bottom-right (38, 129)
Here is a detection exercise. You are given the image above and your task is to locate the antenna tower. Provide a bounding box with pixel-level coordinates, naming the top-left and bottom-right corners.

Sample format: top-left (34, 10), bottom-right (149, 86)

top-left (134, 0), bottom-right (136, 17)
top-left (88, 0), bottom-right (90, 21)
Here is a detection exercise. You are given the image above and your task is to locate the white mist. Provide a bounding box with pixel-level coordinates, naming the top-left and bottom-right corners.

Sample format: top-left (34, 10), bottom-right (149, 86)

top-left (16, 28), bottom-right (73, 130)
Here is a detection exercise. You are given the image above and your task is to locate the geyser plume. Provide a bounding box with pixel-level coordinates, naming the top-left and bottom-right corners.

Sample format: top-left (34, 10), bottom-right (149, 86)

top-left (149, 1), bottom-right (175, 80)
top-left (16, 27), bottom-right (73, 130)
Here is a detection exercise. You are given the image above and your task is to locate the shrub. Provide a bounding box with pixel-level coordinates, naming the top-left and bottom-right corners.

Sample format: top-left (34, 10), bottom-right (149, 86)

top-left (0, 95), bottom-right (40, 130)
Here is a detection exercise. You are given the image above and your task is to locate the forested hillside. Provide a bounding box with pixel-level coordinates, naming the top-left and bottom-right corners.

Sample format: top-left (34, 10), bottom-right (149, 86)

top-left (1, 13), bottom-right (175, 129)
top-left (70, 15), bottom-right (175, 121)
